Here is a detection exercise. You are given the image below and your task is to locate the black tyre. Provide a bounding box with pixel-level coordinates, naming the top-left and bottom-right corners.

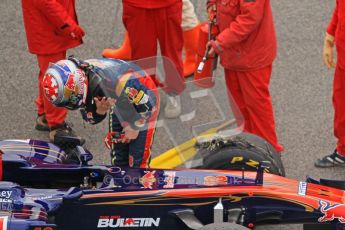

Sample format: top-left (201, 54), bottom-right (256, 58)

top-left (198, 223), bottom-right (249, 230)
top-left (198, 132), bottom-right (285, 176)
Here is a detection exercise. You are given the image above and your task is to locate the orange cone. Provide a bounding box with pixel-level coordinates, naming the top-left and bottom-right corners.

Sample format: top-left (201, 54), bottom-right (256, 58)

top-left (102, 32), bottom-right (132, 60)
top-left (183, 24), bottom-right (200, 77)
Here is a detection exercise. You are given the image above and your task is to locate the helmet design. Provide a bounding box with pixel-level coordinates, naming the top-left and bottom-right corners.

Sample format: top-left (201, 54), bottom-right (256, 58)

top-left (43, 60), bottom-right (88, 110)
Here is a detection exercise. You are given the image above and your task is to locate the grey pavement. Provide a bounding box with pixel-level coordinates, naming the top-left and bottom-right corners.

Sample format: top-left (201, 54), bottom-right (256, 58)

top-left (0, 1), bottom-right (341, 229)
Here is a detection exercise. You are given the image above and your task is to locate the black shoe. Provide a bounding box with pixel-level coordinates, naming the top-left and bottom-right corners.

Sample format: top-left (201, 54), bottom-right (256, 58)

top-left (35, 114), bottom-right (49, 131)
top-left (49, 122), bottom-right (85, 146)
top-left (314, 150), bottom-right (345, 168)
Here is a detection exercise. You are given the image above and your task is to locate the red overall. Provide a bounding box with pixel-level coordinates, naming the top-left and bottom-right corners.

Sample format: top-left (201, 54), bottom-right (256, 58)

top-left (210, 0), bottom-right (283, 152)
top-left (122, 0), bottom-right (185, 94)
top-left (327, 0), bottom-right (345, 155)
top-left (21, 0), bottom-right (82, 127)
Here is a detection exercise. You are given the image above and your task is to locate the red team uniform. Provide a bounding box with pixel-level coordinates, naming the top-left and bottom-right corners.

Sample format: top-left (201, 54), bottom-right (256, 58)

top-left (315, 0), bottom-right (345, 167)
top-left (208, 0), bottom-right (283, 152)
top-left (122, 0), bottom-right (185, 95)
top-left (327, 0), bottom-right (345, 155)
top-left (21, 0), bottom-right (83, 128)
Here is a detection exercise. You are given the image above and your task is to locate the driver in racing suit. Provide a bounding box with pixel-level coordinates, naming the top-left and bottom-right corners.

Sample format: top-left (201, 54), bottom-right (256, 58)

top-left (42, 57), bottom-right (159, 168)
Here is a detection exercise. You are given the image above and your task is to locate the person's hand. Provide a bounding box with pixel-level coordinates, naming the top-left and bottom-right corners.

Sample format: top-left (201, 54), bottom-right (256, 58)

top-left (104, 131), bottom-right (128, 149)
top-left (206, 40), bottom-right (222, 56)
top-left (123, 126), bottom-right (139, 142)
top-left (61, 23), bottom-right (85, 40)
top-left (323, 32), bottom-right (336, 69)
top-left (207, 3), bottom-right (216, 22)
top-left (95, 97), bottom-right (116, 115)
top-left (70, 24), bottom-right (85, 40)
top-left (206, 41), bottom-right (215, 56)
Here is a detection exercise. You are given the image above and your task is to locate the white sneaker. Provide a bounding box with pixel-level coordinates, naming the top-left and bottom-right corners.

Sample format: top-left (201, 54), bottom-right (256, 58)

top-left (164, 95), bottom-right (182, 118)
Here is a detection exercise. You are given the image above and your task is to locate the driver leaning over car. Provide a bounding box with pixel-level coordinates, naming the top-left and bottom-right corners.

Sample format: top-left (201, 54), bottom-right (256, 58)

top-left (42, 57), bottom-right (159, 168)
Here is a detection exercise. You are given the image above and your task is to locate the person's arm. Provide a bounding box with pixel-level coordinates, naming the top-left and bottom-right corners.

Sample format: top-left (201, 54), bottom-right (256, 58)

top-left (216, 0), bottom-right (266, 49)
top-left (80, 86), bottom-right (108, 125)
top-left (33, 0), bottom-right (84, 39)
top-left (80, 107), bottom-right (107, 125)
top-left (207, 0), bottom-right (216, 10)
top-left (323, 0), bottom-right (338, 69)
top-left (326, 0), bottom-right (338, 37)
top-left (114, 75), bottom-right (157, 131)
top-left (207, 0), bottom-right (217, 22)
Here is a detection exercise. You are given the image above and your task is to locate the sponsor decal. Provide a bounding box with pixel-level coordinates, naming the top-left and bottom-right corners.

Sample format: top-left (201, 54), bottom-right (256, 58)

top-left (0, 191), bottom-right (13, 211)
top-left (139, 171), bottom-right (156, 189)
top-left (63, 75), bottom-right (76, 99)
top-left (125, 87), bottom-right (138, 100)
top-left (133, 91), bottom-right (144, 104)
top-left (76, 69), bottom-right (86, 95)
top-left (0, 191), bottom-right (12, 203)
top-left (170, 175), bottom-right (243, 186)
top-left (0, 203), bottom-right (12, 211)
top-left (65, 74), bottom-right (76, 91)
top-left (137, 94), bottom-right (149, 105)
top-left (204, 176), bottom-right (228, 186)
top-left (163, 171), bottom-right (176, 189)
top-left (97, 216), bottom-right (160, 228)
top-left (318, 200), bottom-right (345, 223)
top-left (230, 157), bottom-right (269, 172)
top-left (63, 72), bottom-right (85, 98)
top-left (0, 216), bottom-right (8, 230)
top-left (43, 74), bottom-right (58, 102)
top-left (29, 194), bottom-right (53, 200)
top-left (125, 87), bottom-right (149, 105)
top-left (298, 182), bottom-right (307, 196)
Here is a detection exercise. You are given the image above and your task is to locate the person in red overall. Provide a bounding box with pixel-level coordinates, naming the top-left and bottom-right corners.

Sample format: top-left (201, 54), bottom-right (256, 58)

top-left (206, 0), bottom-right (283, 152)
top-left (21, 0), bottom-right (85, 143)
top-left (103, 0), bottom-right (200, 78)
top-left (315, 0), bottom-right (345, 167)
top-left (122, 0), bottom-right (186, 118)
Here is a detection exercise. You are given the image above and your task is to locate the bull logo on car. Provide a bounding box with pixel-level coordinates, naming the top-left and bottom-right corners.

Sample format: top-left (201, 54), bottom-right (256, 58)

top-left (318, 200), bottom-right (345, 223)
top-left (139, 171), bottom-right (156, 189)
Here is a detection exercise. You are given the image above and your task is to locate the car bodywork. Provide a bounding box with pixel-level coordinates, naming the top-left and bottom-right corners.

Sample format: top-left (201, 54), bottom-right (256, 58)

top-left (0, 139), bottom-right (344, 230)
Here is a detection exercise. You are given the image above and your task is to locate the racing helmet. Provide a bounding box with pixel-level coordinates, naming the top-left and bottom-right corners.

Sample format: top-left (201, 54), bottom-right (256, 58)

top-left (43, 59), bottom-right (88, 110)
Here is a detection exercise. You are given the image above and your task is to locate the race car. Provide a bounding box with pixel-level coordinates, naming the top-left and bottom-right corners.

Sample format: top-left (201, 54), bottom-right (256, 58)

top-left (0, 134), bottom-right (344, 230)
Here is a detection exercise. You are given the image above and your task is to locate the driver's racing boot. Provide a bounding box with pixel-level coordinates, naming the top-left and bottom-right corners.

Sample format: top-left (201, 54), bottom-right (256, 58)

top-left (314, 150), bottom-right (345, 168)
top-left (49, 122), bottom-right (85, 146)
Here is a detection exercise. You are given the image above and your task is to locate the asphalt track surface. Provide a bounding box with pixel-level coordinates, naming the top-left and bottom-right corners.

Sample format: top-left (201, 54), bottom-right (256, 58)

top-left (0, 1), bottom-right (341, 229)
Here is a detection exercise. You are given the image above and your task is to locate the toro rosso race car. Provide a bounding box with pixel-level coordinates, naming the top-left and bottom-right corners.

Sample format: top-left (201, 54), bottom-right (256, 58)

top-left (0, 134), bottom-right (345, 230)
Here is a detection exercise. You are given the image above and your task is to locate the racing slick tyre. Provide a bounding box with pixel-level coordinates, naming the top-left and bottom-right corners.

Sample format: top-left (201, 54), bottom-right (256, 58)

top-left (198, 223), bottom-right (250, 230)
top-left (198, 132), bottom-right (285, 176)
